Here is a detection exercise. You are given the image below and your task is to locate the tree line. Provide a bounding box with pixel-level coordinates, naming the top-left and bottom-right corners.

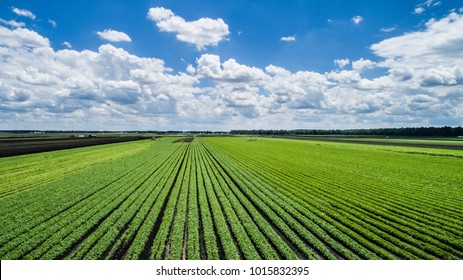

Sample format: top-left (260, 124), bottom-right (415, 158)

top-left (230, 126), bottom-right (463, 137)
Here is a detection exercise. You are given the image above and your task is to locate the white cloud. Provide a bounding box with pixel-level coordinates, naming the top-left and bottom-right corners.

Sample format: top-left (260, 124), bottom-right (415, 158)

top-left (48, 19), bottom-right (57, 28)
top-left (352, 16), bottom-right (363, 24)
top-left (414, 7), bottom-right (425, 14)
top-left (371, 12), bottom-right (463, 70)
top-left (0, 26), bottom-right (50, 48)
top-left (280, 35), bottom-right (296, 42)
top-left (265, 69), bottom-right (330, 110)
top-left (265, 65), bottom-right (291, 77)
top-left (186, 64), bottom-right (195, 74)
top-left (0, 25), bottom-right (203, 129)
top-left (352, 58), bottom-right (376, 72)
top-left (1, 10), bottom-right (462, 130)
top-left (147, 7), bottom-right (175, 21)
top-left (147, 7), bottom-right (229, 50)
top-left (334, 58), bottom-right (350, 69)
top-left (62, 41), bottom-right (72, 49)
top-left (380, 27), bottom-right (396, 32)
top-left (327, 70), bottom-right (361, 84)
top-left (424, 0), bottom-right (441, 7)
top-left (11, 7), bottom-right (36, 20)
top-left (0, 18), bottom-right (25, 28)
top-left (194, 55), bottom-right (331, 118)
top-left (420, 66), bottom-right (462, 86)
top-left (414, 0), bottom-right (441, 14)
top-left (196, 54), bottom-right (266, 83)
top-left (97, 29), bottom-right (132, 42)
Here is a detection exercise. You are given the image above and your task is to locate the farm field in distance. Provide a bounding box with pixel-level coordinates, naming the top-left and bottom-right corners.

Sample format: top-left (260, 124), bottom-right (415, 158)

top-left (0, 135), bottom-right (150, 157)
top-left (0, 136), bottom-right (462, 260)
top-left (268, 135), bottom-right (463, 150)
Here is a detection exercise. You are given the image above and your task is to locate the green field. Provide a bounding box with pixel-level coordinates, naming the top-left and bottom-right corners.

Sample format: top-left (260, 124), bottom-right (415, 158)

top-left (0, 137), bottom-right (462, 260)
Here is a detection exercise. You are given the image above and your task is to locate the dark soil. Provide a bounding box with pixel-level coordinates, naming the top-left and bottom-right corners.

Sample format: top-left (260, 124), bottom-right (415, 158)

top-left (173, 138), bottom-right (194, 143)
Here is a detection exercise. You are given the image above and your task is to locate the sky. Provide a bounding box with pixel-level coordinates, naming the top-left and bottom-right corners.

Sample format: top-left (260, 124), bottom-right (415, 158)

top-left (1, 0), bottom-right (462, 131)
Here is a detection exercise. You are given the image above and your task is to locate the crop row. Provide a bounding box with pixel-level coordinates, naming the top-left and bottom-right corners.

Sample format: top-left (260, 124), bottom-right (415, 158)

top-left (201, 137), bottom-right (463, 259)
top-left (1, 136), bottom-right (461, 259)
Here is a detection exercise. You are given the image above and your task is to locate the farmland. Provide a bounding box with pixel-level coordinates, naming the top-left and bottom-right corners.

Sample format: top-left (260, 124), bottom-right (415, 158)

top-left (0, 135), bottom-right (149, 157)
top-left (0, 136), bottom-right (462, 260)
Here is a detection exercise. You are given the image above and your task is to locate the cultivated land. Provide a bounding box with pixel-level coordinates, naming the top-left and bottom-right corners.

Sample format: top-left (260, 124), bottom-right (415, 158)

top-left (0, 136), bottom-right (462, 260)
top-left (0, 136), bottom-right (149, 157)
top-left (269, 135), bottom-right (463, 151)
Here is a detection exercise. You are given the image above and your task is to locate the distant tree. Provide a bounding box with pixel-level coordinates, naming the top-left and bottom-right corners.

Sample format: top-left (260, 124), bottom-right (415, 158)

top-left (230, 126), bottom-right (463, 137)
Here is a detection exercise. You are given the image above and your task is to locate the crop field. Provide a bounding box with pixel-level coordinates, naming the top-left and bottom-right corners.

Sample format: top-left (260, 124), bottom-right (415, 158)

top-left (0, 137), bottom-right (462, 260)
top-left (0, 136), bottom-right (148, 157)
top-left (270, 135), bottom-right (463, 150)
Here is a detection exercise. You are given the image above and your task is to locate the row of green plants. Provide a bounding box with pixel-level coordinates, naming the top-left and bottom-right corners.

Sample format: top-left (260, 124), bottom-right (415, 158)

top-left (0, 139), bottom-right (183, 259)
top-left (1, 136), bottom-right (461, 259)
top-left (202, 137), bottom-right (463, 259)
top-left (0, 141), bottom-right (149, 198)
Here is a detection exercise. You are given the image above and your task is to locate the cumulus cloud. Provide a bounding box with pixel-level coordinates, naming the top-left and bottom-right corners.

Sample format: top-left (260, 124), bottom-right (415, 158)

top-left (196, 54), bottom-right (267, 83)
top-left (266, 68), bottom-right (330, 110)
top-left (352, 16), bottom-right (363, 24)
top-left (0, 18), bottom-right (25, 28)
top-left (147, 7), bottom-right (229, 50)
top-left (0, 26), bottom-right (50, 47)
top-left (327, 70), bottom-right (361, 84)
top-left (334, 58), bottom-right (350, 69)
top-left (194, 55), bottom-right (332, 118)
top-left (280, 35), bottom-right (296, 42)
top-left (0, 25), bottom-right (204, 130)
top-left (186, 64), bottom-right (195, 74)
top-left (420, 67), bottom-right (462, 86)
top-left (11, 7), bottom-right (36, 20)
top-left (371, 12), bottom-right (463, 72)
top-left (352, 58), bottom-right (376, 72)
top-left (1, 10), bottom-right (462, 130)
top-left (97, 29), bottom-right (132, 42)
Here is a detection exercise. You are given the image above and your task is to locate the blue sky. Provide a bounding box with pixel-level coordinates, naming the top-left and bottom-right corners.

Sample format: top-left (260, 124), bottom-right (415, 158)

top-left (1, 0), bottom-right (462, 130)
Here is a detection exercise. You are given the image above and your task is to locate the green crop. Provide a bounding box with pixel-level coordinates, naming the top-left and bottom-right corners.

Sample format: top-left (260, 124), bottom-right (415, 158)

top-left (1, 136), bottom-right (461, 259)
